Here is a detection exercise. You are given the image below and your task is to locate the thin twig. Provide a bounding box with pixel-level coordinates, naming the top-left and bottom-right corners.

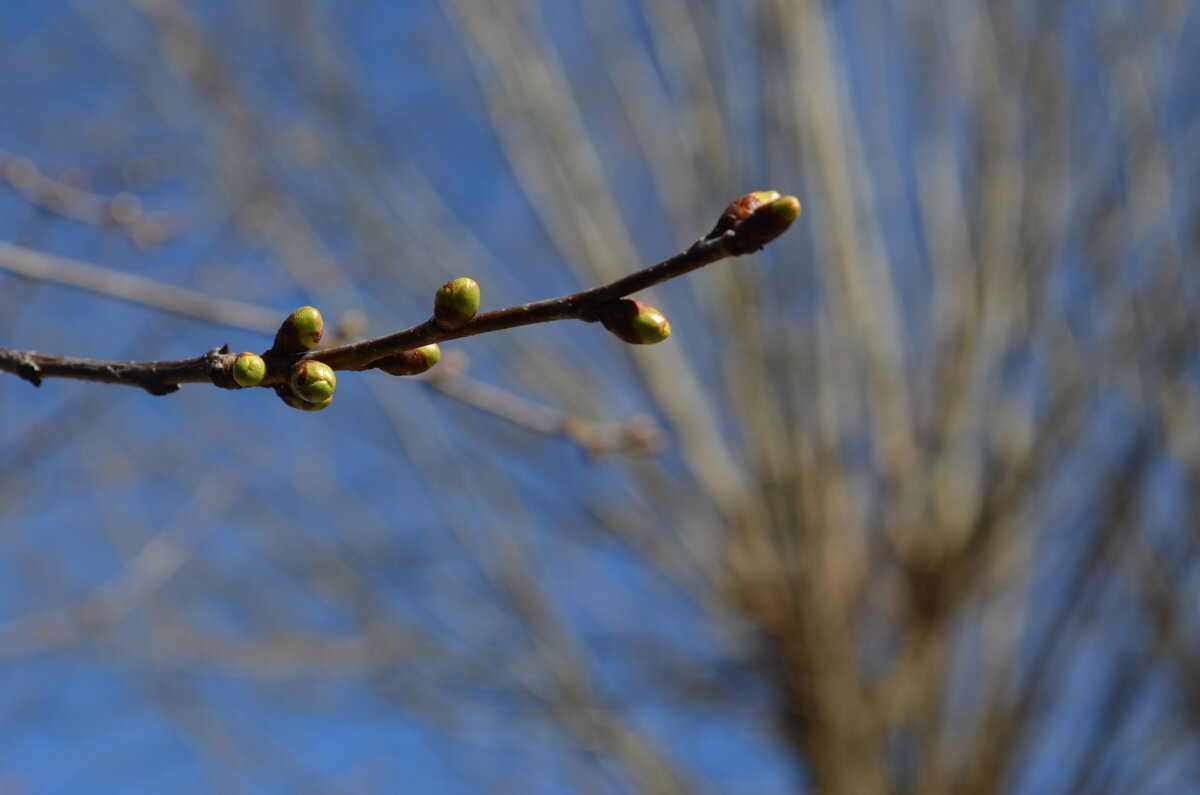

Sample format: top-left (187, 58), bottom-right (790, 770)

top-left (0, 150), bottom-right (174, 248)
top-left (316, 230), bottom-right (738, 373)
top-left (0, 240), bottom-right (680, 452)
top-left (425, 353), bottom-right (666, 456)
top-left (0, 241), bottom-right (280, 332)
top-left (0, 209), bottom-right (787, 394)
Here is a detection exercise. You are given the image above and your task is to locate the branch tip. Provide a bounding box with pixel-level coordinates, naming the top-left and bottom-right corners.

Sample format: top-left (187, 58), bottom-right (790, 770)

top-left (708, 190), bottom-right (801, 254)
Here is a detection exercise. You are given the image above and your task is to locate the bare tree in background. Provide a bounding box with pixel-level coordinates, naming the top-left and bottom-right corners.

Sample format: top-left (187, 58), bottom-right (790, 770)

top-left (1, 0), bottom-right (1198, 792)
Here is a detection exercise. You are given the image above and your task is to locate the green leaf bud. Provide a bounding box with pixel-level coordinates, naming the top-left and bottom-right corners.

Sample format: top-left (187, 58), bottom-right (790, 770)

top-left (232, 352), bottom-right (266, 387)
top-left (374, 343), bottom-right (442, 377)
top-left (595, 299), bottom-right (671, 345)
top-left (273, 305), bottom-right (324, 353)
top-left (290, 359), bottom-right (337, 403)
top-left (433, 277), bottom-right (480, 330)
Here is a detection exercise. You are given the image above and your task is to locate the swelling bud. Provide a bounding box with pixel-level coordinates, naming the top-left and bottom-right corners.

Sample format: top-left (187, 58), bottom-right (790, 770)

top-left (375, 343), bottom-right (441, 376)
top-left (595, 299), bottom-right (671, 345)
top-left (273, 305), bottom-right (324, 353)
top-left (708, 191), bottom-right (780, 238)
top-left (232, 352), bottom-right (266, 387)
top-left (290, 360), bottom-right (337, 403)
top-left (433, 277), bottom-right (480, 329)
top-left (707, 190), bottom-right (801, 253)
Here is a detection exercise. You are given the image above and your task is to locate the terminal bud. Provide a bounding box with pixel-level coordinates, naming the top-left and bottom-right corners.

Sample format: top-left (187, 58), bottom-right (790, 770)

top-left (707, 190), bottom-right (801, 253)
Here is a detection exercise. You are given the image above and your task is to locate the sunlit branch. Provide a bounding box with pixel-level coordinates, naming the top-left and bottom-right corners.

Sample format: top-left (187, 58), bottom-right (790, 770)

top-left (0, 193), bottom-right (799, 395)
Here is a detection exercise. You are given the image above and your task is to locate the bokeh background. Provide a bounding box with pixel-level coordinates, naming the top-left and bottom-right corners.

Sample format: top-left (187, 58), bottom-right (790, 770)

top-left (2, 0), bottom-right (1199, 792)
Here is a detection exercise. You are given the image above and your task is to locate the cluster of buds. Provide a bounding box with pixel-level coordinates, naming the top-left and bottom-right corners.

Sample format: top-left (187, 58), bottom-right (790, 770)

top-left (234, 305), bottom-right (340, 412)
top-left (279, 307), bottom-right (335, 410)
top-left (707, 190), bottom-right (801, 254)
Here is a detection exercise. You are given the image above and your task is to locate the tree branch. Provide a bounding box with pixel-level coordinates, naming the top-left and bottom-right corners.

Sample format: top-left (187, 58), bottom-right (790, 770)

top-left (0, 241), bottom-right (279, 332)
top-left (425, 353), bottom-right (666, 456)
top-left (1, 150), bottom-right (175, 248)
top-left (313, 229), bottom-right (737, 373)
top-left (0, 192), bottom-right (799, 396)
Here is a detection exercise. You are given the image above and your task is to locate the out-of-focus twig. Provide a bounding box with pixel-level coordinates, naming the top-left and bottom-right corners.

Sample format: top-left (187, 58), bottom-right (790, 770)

top-left (0, 150), bottom-right (175, 248)
top-left (0, 240), bottom-right (280, 332)
top-left (425, 352), bottom-right (666, 457)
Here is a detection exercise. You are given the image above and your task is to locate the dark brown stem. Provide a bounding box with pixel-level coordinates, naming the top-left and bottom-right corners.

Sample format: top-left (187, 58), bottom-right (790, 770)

top-left (309, 232), bottom-right (735, 375)
top-left (0, 202), bottom-right (778, 394)
top-left (0, 346), bottom-right (229, 395)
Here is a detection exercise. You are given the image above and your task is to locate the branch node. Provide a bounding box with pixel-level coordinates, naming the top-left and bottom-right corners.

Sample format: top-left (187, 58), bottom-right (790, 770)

top-left (15, 354), bottom-right (42, 387)
top-left (204, 347), bottom-right (239, 390)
